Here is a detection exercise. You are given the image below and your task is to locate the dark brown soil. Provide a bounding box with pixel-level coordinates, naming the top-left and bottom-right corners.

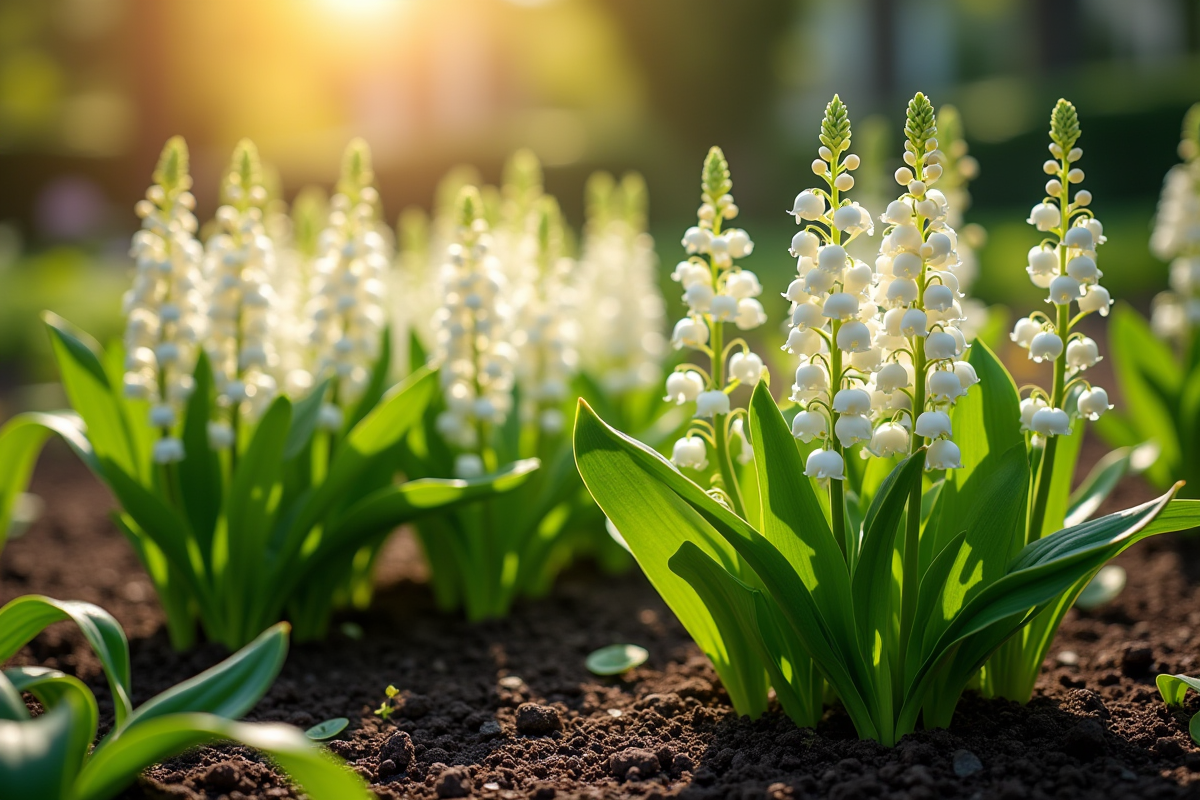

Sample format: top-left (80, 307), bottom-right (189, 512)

top-left (6, 440), bottom-right (1200, 799)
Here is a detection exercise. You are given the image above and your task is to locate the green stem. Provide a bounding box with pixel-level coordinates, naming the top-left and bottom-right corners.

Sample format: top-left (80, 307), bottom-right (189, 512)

top-left (710, 319), bottom-right (746, 518)
top-left (828, 319), bottom-right (848, 559)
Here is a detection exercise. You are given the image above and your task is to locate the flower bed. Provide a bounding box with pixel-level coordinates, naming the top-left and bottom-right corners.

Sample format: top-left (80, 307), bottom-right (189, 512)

top-left (5, 444), bottom-right (1200, 799)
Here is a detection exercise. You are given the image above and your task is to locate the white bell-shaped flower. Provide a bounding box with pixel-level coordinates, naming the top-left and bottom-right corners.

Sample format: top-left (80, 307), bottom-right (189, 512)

top-left (682, 226), bottom-right (712, 254)
top-left (673, 260), bottom-right (710, 288)
top-left (817, 244), bottom-right (849, 274)
top-left (900, 308), bottom-right (928, 338)
top-left (804, 447), bottom-right (845, 480)
top-left (823, 292), bottom-right (859, 320)
top-left (1028, 330), bottom-right (1064, 363)
top-left (790, 230), bottom-right (820, 259)
top-left (725, 229), bottom-right (754, 259)
top-left (1048, 275), bottom-right (1083, 306)
top-left (454, 453), bottom-right (485, 479)
top-left (876, 361), bottom-right (911, 393)
top-left (664, 370), bottom-right (706, 404)
top-left (671, 316), bottom-right (710, 349)
top-left (882, 199), bottom-right (913, 225)
top-left (805, 268), bottom-right (837, 295)
top-left (1078, 285), bottom-right (1112, 316)
top-left (915, 410), bottom-right (952, 439)
top-left (684, 282), bottom-right (715, 312)
top-left (783, 327), bottom-right (823, 357)
top-left (924, 331), bottom-right (958, 361)
top-left (790, 190), bottom-right (826, 221)
top-left (891, 251), bottom-right (923, 279)
top-left (152, 437), bottom-right (185, 464)
top-left (710, 294), bottom-right (739, 321)
top-left (792, 301), bottom-right (824, 331)
top-left (791, 410), bottom-right (828, 442)
top-left (953, 361), bottom-right (979, 390)
top-left (835, 414), bottom-right (873, 447)
top-left (735, 298), bottom-right (768, 330)
top-left (1019, 396), bottom-right (1047, 431)
top-left (924, 284), bottom-right (955, 311)
top-left (832, 388), bottom-right (872, 416)
top-left (695, 389), bottom-right (731, 418)
top-left (926, 439), bottom-right (964, 470)
top-left (1027, 246), bottom-right (1058, 280)
top-left (1030, 406), bottom-right (1072, 436)
top-left (673, 435), bottom-right (709, 470)
top-left (1011, 316), bottom-right (1042, 348)
top-left (726, 269), bottom-right (762, 299)
top-left (836, 321), bottom-right (873, 353)
top-left (792, 363), bottom-right (828, 399)
top-left (843, 262), bottom-right (875, 295)
top-left (729, 351), bottom-right (764, 385)
top-left (868, 422), bottom-right (910, 457)
top-left (1063, 225), bottom-right (1094, 251)
top-left (1077, 387), bottom-right (1112, 420)
top-left (1027, 202), bottom-right (1061, 231)
top-left (887, 278), bottom-right (919, 306)
top-left (928, 368), bottom-right (967, 402)
top-left (1065, 336), bottom-right (1101, 371)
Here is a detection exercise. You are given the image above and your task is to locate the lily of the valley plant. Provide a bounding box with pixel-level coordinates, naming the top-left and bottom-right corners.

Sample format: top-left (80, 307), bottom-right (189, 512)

top-left (0, 595), bottom-right (370, 800)
top-left (1096, 102), bottom-right (1200, 498)
top-left (0, 138), bottom-right (531, 650)
top-left (575, 95), bottom-right (1200, 746)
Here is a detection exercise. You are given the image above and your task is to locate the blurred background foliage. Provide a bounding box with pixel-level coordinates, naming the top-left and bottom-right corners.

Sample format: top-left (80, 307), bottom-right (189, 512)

top-left (0, 0), bottom-right (1197, 397)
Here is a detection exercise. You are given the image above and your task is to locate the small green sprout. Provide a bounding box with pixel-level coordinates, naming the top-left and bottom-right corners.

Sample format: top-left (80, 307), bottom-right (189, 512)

top-left (374, 685), bottom-right (401, 721)
top-left (586, 644), bottom-right (649, 676)
top-left (306, 717), bottom-right (350, 741)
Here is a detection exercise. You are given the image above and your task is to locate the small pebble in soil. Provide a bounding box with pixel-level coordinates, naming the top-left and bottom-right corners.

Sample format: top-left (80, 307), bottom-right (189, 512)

top-left (434, 764), bottom-right (473, 798)
top-left (479, 719), bottom-right (503, 737)
top-left (498, 675), bottom-right (525, 689)
top-left (609, 748), bottom-right (661, 781)
top-left (515, 702), bottom-right (562, 735)
top-left (1057, 649), bottom-right (1079, 666)
top-left (203, 762), bottom-right (242, 793)
top-left (952, 749), bottom-right (983, 777)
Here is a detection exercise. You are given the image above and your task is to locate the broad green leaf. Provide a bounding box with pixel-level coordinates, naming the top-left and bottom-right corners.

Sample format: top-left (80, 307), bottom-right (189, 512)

top-left (574, 401), bottom-right (880, 740)
top-left (667, 544), bottom-right (772, 716)
top-left (1141, 499), bottom-right (1200, 536)
top-left (0, 672), bottom-right (26, 721)
top-left (0, 676), bottom-right (95, 800)
top-left (1065, 441), bottom-right (1160, 526)
top-left (178, 354), bottom-right (222, 550)
top-left (1158, 673), bottom-right (1200, 707)
top-left (73, 713), bottom-right (371, 800)
top-left (284, 379), bottom-right (330, 461)
top-left (1075, 564), bottom-right (1126, 610)
top-left (43, 314), bottom-right (137, 479)
top-left (1108, 304), bottom-right (1181, 487)
top-left (343, 328), bottom-right (392, 435)
top-left (4, 668), bottom-right (98, 752)
top-left (852, 451), bottom-right (923, 687)
top-left (0, 413), bottom-right (96, 551)
top-left (573, 402), bottom-right (765, 713)
top-left (109, 623), bottom-right (288, 741)
top-left (585, 644), bottom-right (649, 677)
top-left (1036, 421), bottom-right (1084, 541)
top-left (747, 383), bottom-right (846, 611)
top-left (280, 368), bottom-right (437, 568)
top-left (0, 596), bottom-right (132, 726)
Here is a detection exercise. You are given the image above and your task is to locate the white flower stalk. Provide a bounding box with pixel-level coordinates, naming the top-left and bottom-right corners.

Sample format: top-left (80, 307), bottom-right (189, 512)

top-left (576, 172), bottom-right (666, 394)
top-left (1149, 103), bottom-right (1200, 346)
top-left (275, 186), bottom-right (326, 399)
top-left (784, 94), bottom-right (878, 496)
top-left (306, 140), bottom-right (390, 419)
top-left (433, 186), bottom-right (516, 474)
top-left (204, 139), bottom-right (280, 438)
top-left (874, 93), bottom-right (978, 473)
top-left (123, 136), bottom-right (204, 464)
top-left (1021, 99), bottom-right (1114, 538)
top-left (932, 105), bottom-right (989, 340)
top-left (510, 196), bottom-right (579, 434)
top-left (667, 146), bottom-right (764, 516)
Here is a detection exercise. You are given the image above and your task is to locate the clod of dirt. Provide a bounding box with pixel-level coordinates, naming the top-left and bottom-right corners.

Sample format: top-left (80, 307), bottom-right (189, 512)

top-left (377, 730), bottom-right (415, 778)
top-left (1063, 718), bottom-right (1107, 758)
top-left (434, 764), bottom-right (473, 798)
top-left (478, 719), bottom-right (502, 737)
top-left (635, 692), bottom-right (685, 718)
top-left (202, 761), bottom-right (242, 792)
top-left (952, 748), bottom-right (983, 777)
top-left (609, 747), bottom-right (661, 781)
top-left (515, 702), bottom-right (561, 735)
top-left (1121, 643), bottom-right (1154, 676)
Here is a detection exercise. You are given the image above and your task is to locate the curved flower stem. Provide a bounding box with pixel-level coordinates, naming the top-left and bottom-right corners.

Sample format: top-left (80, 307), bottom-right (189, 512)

top-left (1027, 149), bottom-right (1073, 545)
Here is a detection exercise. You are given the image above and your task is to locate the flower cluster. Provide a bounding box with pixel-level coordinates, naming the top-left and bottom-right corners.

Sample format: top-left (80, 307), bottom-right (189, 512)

top-left (667, 147), bottom-right (765, 511)
top-left (1149, 103), bottom-right (1200, 344)
top-left (576, 172), bottom-right (666, 394)
top-left (204, 140), bottom-right (280, 443)
top-left (870, 93), bottom-right (979, 472)
top-left (305, 140), bottom-right (391, 425)
top-left (783, 95), bottom-right (881, 480)
top-left (122, 137), bottom-right (205, 464)
top-left (1011, 99), bottom-right (1112, 437)
top-left (432, 187), bottom-right (516, 478)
